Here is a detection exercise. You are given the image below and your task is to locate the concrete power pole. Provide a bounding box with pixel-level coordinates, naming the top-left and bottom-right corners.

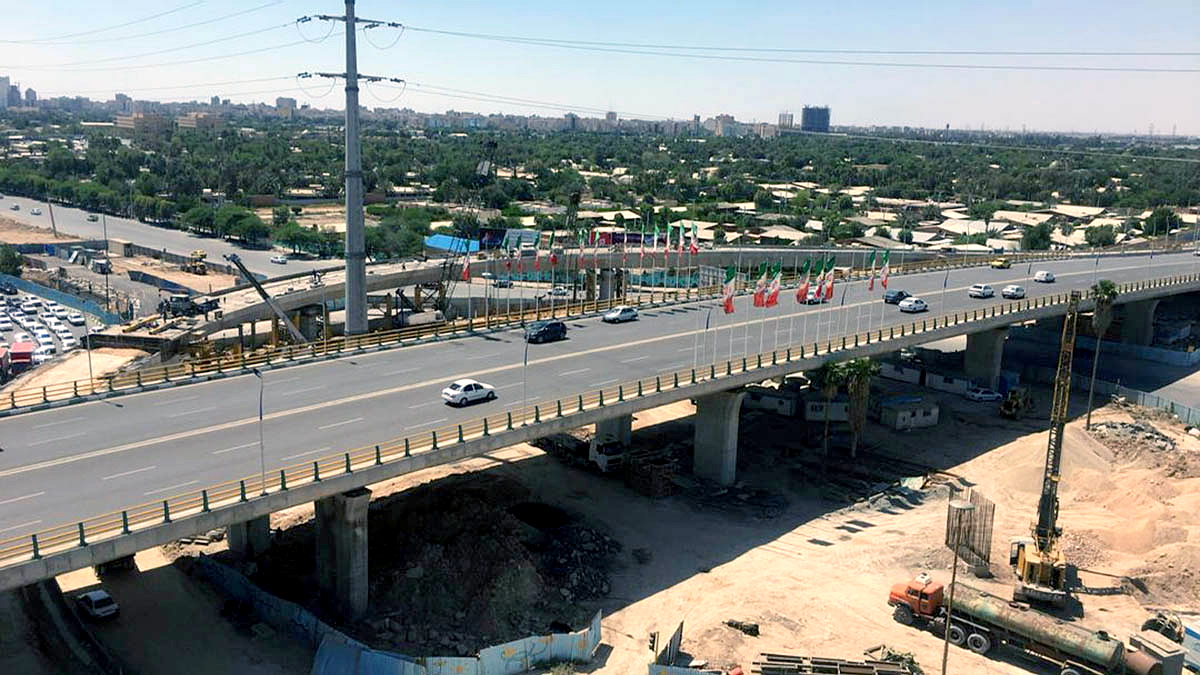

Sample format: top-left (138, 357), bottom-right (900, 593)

top-left (342, 0), bottom-right (366, 335)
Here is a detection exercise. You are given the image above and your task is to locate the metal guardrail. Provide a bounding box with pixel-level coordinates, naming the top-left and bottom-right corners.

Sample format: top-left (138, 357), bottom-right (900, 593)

top-left (0, 251), bottom-right (1073, 413)
top-left (1, 269), bottom-right (1194, 571)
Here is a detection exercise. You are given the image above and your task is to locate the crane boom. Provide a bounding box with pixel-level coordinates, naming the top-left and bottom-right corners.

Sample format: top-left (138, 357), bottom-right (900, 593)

top-left (223, 254), bottom-right (308, 344)
top-left (1034, 290), bottom-right (1081, 552)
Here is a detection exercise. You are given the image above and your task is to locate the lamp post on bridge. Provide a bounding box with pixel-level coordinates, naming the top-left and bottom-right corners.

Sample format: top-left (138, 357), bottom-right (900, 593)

top-left (251, 368), bottom-right (267, 495)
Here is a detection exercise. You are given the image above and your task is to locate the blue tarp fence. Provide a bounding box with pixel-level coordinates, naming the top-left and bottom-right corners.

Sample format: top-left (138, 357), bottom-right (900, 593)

top-left (0, 273), bottom-right (122, 325)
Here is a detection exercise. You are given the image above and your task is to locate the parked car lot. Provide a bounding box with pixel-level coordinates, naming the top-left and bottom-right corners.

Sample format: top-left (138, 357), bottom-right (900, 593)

top-left (0, 291), bottom-right (102, 377)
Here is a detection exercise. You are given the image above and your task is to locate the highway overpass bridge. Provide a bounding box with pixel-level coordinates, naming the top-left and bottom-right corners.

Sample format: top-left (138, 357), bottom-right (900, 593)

top-left (1, 251), bottom-right (1196, 618)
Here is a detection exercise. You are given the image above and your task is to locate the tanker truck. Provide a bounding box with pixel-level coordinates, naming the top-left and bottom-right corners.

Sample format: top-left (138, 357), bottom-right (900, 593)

top-left (888, 574), bottom-right (1163, 675)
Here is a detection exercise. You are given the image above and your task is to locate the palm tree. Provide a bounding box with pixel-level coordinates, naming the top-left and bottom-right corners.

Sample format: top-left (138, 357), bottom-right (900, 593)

top-left (1085, 279), bottom-right (1119, 429)
top-left (812, 361), bottom-right (846, 463)
top-left (843, 358), bottom-right (881, 458)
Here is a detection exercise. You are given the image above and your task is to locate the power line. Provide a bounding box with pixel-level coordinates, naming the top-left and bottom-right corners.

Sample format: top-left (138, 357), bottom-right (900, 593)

top-left (405, 25), bottom-right (1200, 73)
top-left (0, 2), bottom-right (205, 44)
top-left (405, 26), bottom-right (1200, 58)
top-left (39, 76), bottom-right (296, 97)
top-left (23, 1), bottom-right (284, 46)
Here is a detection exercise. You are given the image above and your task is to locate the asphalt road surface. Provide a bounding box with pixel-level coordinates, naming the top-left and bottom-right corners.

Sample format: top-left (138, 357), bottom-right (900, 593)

top-left (0, 194), bottom-right (331, 277)
top-left (0, 252), bottom-right (1195, 538)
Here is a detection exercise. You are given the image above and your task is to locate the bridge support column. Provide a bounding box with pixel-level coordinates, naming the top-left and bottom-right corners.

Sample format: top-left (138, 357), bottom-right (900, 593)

top-left (692, 390), bottom-right (745, 486)
top-left (598, 269), bottom-right (614, 301)
top-left (585, 270), bottom-right (597, 301)
top-left (297, 305), bottom-right (323, 341)
top-left (965, 327), bottom-right (1008, 389)
top-left (595, 414), bottom-right (632, 447)
top-left (315, 488), bottom-right (370, 621)
top-left (1120, 299), bottom-right (1159, 346)
top-left (227, 515), bottom-right (270, 559)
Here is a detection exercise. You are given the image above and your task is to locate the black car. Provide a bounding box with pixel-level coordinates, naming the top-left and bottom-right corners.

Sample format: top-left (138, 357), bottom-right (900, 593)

top-left (883, 289), bottom-right (911, 304)
top-left (525, 320), bottom-right (567, 343)
top-left (0, 282), bottom-right (17, 296)
top-left (492, 279), bottom-right (513, 288)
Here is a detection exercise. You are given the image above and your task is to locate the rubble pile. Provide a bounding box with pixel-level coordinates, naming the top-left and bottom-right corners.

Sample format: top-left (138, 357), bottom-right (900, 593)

top-left (1090, 420), bottom-right (1176, 453)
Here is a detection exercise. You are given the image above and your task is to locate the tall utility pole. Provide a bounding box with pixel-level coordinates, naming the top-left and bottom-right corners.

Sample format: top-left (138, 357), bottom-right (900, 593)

top-left (307, 4), bottom-right (403, 335)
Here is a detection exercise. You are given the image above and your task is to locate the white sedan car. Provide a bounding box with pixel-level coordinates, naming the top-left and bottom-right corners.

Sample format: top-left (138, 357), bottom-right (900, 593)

top-left (0, 317), bottom-right (11, 331)
top-left (1001, 285), bottom-right (1026, 299)
top-left (602, 305), bottom-right (638, 323)
top-left (968, 284), bottom-right (995, 299)
top-left (67, 312), bottom-right (85, 326)
top-left (270, 254), bottom-right (288, 265)
top-left (897, 297), bottom-right (928, 313)
top-left (75, 590), bottom-right (119, 619)
top-left (1034, 270), bottom-right (1055, 283)
top-left (965, 387), bottom-right (1004, 402)
top-left (441, 378), bottom-right (497, 406)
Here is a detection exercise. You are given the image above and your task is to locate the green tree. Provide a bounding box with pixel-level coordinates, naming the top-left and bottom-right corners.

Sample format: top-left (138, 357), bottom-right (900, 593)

top-left (1021, 222), bottom-right (1053, 250)
top-left (842, 358), bottom-right (881, 458)
top-left (1084, 224), bottom-right (1116, 248)
top-left (1142, 207), bottom-right (1181, 236)
top-left (875, 225), bottom-right (891, 239)
top-left (753, 189), bottom-right (774, 211)
top-left (811, 362), bottom-right (846, 465)
top-left (897, 228), bottom-right (914, 244)
top-left (0, 245), bottom-right (23, 277)
top-left (1085, 280), bottom-right (1118, 429)
top-left (272, 206), bottom-right (291, 226)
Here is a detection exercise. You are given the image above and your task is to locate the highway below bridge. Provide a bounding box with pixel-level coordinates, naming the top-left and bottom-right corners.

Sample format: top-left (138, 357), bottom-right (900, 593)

top-left (0, 251), bottom-right (1197, 601)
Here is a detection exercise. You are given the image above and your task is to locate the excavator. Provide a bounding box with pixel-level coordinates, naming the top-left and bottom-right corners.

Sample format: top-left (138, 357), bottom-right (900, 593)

top-left (1009, 290), bottom-right (1081, 609)
top-left (182, 249), bottom-right (208, 275)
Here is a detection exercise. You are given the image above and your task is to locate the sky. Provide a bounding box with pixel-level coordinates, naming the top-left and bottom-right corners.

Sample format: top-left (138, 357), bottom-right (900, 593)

top-left (2, 0), bottom-right (1198, 135)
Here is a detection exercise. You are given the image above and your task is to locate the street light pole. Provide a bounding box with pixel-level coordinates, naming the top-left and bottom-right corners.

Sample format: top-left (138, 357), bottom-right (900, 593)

top-left (101, 214), bottom-right (111, 312)
top-left (252, 369), bottom-right (266, 494)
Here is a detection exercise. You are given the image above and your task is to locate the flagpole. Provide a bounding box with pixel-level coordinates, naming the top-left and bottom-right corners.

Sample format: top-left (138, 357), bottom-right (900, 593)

top-left (732, 247), bottom-right (742, 363)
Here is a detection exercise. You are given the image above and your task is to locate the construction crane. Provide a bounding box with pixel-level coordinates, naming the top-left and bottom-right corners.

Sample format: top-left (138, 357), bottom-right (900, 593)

top-left (223, 254), bottom-right (307, 344)
top-left (1010, 290), bottom-right (1081, 608)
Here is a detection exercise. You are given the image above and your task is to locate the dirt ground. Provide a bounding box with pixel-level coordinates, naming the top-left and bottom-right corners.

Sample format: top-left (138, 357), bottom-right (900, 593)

top-left (255, 204), bottom-right (380, 235)
top-left (0, 347), bottom-right (146, 395)
top-left (109, 255), bottom-right (240, 294)
top-left (58, 548), bottom-right (313, 675)
top-left (149, 389), bottom-right (1198, 675)
top-left (0, 216), bottom-right (81, 244)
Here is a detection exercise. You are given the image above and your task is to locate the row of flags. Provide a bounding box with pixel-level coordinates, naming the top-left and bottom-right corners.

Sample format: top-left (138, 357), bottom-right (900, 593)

top-left (721, 250), bottom-right (891, 315)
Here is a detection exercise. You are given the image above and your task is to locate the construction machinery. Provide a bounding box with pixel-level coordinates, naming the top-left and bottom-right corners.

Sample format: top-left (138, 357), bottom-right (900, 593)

top-left (1010, 290), bottom-right (1081, 608)
top-left (222, 254), bottom-right (307, 344)
top-left (1000, 386), bottom-right (1034, 419)
top-left (182, 249), bottom-right (208, 275)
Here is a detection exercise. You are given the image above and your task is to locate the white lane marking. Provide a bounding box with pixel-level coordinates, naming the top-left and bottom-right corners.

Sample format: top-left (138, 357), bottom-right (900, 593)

top-left (0, 519), bottom-right (42, 534)
top-left (408, 417), bottom-right (448, 429)
top-left (0, 491), bottom-right (45, 506)
top-left (212, 442), bottom-right (258, 455)
top-left (102, 465), bottom-right (156, 481)
top-left (559, 367), bottom-right (591, 376)
top-left (620, 355), bottom-right (650, 363)
top-left (168, 406), bottom-right (218, 418)
top-left (495, 382), bottom-right (522, 390)
top-left (407, 401), bottom-right (437, 409)
top-left (265, 376), bottom-right (301, 385)
top-left (677, 346), bottom-right (693, 352)
top-left (144, 480), bottom-right (198, 496)
top-left (32, 417), bottom-right (84, 429)
top-left (152, 395), bottom-right (198, 407)
top-left (280, 447), bottom-right (330, 461)
top-left (279, 385), bottom-right (325, 396)
top-left (27, 432), bottom-right (84, 447)
top-left (589, 378), bottom-right (620, 387)
top-left (384, 367), bottom-right (417, 376)
top-left (317, 417), bottom-right (363, 431)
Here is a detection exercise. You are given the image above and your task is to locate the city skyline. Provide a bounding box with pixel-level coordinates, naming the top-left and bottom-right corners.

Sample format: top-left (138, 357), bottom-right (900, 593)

top-left (0, 0), bottom-right (1197, 135)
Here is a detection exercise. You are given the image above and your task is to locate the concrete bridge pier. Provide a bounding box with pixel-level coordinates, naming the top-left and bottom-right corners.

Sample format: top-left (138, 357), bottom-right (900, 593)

top-left (595, 414), bottom-right (632, 447)
top-left (692, 390), bottom-right (746, 486)
top-left (1120, 299), bottom-right (1159, 345)
top-left (226, 515), bottom-right (270, 559)
top-left (965, 327), bottom-right (1008, 389)
top-left (315, 488), bottom-right (371, 621)
top-left (599, 269), bottom-right (615, 301)
top-left (585, 270), bottom-right (597, 301)
top-left (297, 305), bottom-right (324, 341)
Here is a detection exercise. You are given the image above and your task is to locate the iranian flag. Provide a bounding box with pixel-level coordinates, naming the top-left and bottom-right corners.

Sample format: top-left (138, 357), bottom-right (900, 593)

top-left (689, 223), bottom-right (699, 254)
top-left (752, 262), bottom-right (769, 307)
top-left (722, 266), bottom-right (737, 314)
top-left (533, 232), bottom-right (542, 271)
top-left (676, 223), bottom-right (684, 256)
top-left (795, 258), bottom-right (812, 303)
top-left (548, 231), bottom-right (557, 266)
top-left (592, 228), bottom-right (599, 269)
top-left (652, 225), bottom-right (660, 264)
top-left (460, 248), bottom-right (471, 282)
top-left (823, 254), bottom-right (836, 300)
top-left (578, 230), bottom-right (587, 269)
top-left (880, 250), bottom-right (891, 288)
top-left (866, 250), bottom-right (878, 290)
top-left (814, 256), bottom-right (827, 298)
top-left (766, 261), bottom-right (782, 307)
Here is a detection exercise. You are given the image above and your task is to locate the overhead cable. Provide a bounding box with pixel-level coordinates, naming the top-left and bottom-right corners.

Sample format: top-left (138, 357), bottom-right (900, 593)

top-left (0, 1), bottom-right (205, 44)
top-left (8, 1), bottom-right (283, 46)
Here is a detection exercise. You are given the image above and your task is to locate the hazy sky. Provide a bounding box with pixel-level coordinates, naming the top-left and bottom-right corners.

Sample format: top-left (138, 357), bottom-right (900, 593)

top-left (3, 0), bottom-right (1198, 134)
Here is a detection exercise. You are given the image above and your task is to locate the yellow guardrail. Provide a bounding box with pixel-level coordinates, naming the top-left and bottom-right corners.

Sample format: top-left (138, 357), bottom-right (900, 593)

top-left (1, 269), bottom-right (1194, 569)
top-left (0, 251), bottom-right (1076, 413)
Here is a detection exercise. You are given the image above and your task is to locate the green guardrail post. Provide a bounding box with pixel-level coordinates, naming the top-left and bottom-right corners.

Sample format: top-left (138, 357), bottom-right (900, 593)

top-left (710, 364), bottom-right (716, 379)
top-left (375, 445), bottom-right (383, 464)
top-left (534, 405), bottom-right (542, 422)
top-left (618, 385), bottom-right (625, 401)
top-left (73, 381), bottom-right (78, 397)
top-left (121, 511), bottom-right (130, 534)
top-left (741, 357), bottom-right (747, 371)
top-left (691, 368), bottom-right (697, 384)
top-left (78, 522), bottom-right (87, 546)
top-left (598, 390), bottom-right (605, 407)
top-left (31, 533), bottom-right (40, 559)
top-left (457, 424), bottom-right (465, 442)
top-left (638, 380), bottom-right (645, 397)
top-left (842, 336), bottom-right (847, 349)
top-left (506, 412), bottom-right (514, 430)
top-left (556, 399), bottom-right (564, 417)
top-left (313, 461), bottom-right (321, 481)
top-left (201, 490), bottom-right (210, 513)
top-left (655, 376), bottom-right (662, 392)
top-left (855, 334), bottom-right (860, 347)
top-left (578, 394), bottom-right (585, 411)
top-left (162, 500), bottom-right (171, 523)
top-left (431, 430), bottom-right (438, 450)
top-left (671, 372), bottom-right (679, 388)
top-left (727, 360), bottom-right (733, 375)
top-left (345, 452), bottom-right (352, 473)
top-left (404, 438), bottom-right (411, 457)
top-left (483, 417), bottom-right (490, 435)
top-left (239, 480), bottom-right (247, 502)
top-left (136, 372), bottom-right (142, 387)
top-left (280, 470), bottom-right (287, 490)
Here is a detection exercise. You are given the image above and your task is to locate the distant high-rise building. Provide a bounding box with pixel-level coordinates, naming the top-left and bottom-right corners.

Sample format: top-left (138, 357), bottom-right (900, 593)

top-left (210, 95), bottom-right (220, 107)
top-left (778, 111), bottom-right (794, 128)
top-left (564, 112), bottom-right (578, 131)
top-left (6, 85), bottom-right (19, 108)
top-left (115, 92), bottom-right (132, 114)
top-left (24, 88), bottom-right (36, 105)
top-left (693, 114), bottom-right (701, 133)
top-left (800, 106), bottom-right (830, 133)
top-left (0, 76), bottom-right (9, 110)
top-left (605, 111), bottom-right (617, 123)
